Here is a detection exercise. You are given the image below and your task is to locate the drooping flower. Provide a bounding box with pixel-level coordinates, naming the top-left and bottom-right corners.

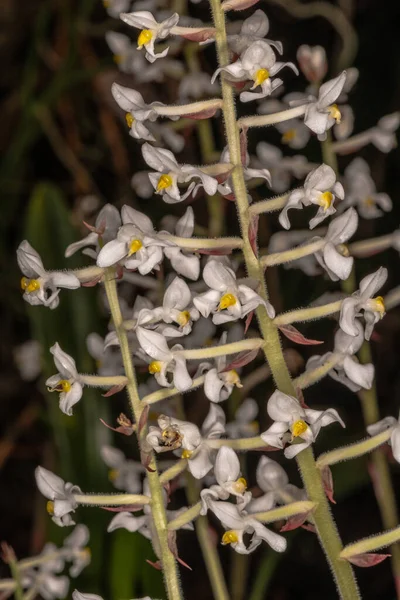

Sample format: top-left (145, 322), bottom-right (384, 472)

top-left (227, 10), bottom-right (283, 55)
top-left (100, 446), bottom-right (143, 493)
top-left (201, 332), bottom-right (243, 403)
top-left (46, 343), bottom-right (84, 416)
top-left (339, 267), bottom-right (387, 340)
top-left (301, 72), bottom-right (347, 139)
top-left (247, 456), bottom-right (305, 513)
top-left (340, 158), bottom-right (392, 219)
top-left (279, 163), bottom-right (344, 229)
top-left (162, 207), bottom-right (201, 280)
top-left (65, 204), bottom-right (121, 259)
top-left (208, 499), bottom-right (287, 554)
top-left (142, 143), bottom-right (218, 203)
top-left (120, 11), bottom-right (179, 62)
top-left (367, 414), bottom-right (400, 464)
top-left (35, 467), bottom-right (82, 527)
top-left (261, 390), bottom-right (344, 459)
top-left (17, 241), bottom-right (80, 309)
top-left (193, 260), bottom-right (274, 324)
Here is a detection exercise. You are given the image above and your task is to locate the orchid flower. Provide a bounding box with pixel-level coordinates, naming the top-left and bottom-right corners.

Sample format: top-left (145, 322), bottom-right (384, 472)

top-left (142, 143), bottom-right (218, 203)
top-left (339, 267), bottom-right (387, 340)
top-left (247, 456), bottom-right (305, 513)
top-left (35, 467), bottom-right (82, 527)
top-left (370, 113), bottom-right (400, 152)
top-left (17, 241), bottom-right (80, 309)
top-left (162, 207), bottom-right (201, 280)
top-left (193, 260), bottom-right (274, 324)
top-left (63, 525), bottom-right (91, 577)
top-left (261, 390), bottom-right (345, 459)
top-left (46, 343), bottom-right (84, 416)
top-left (296, 45), bottom-right (328, 83)
top-left (227, 10), bottom-right (283, 55)
top-left (300, 72), bottom-right (347, 139)
top-left (201, 332), bottom-right (243, 403)
top-left (367, 414), bottom-right (400, 464)
top-left (65, 204), bottom-right (121, 259)
top-left (100, 446), bottom-right (143, 493)
top-left (120, 11), bottom-right (179, 62)
top-left (279, 163), bottom-right (344, 230)
top-left (341, 158), bottom-right (392, 219)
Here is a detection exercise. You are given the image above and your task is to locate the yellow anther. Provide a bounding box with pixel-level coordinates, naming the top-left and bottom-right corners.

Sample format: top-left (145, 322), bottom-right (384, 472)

top-left (128, 239), bottom-right (143, 256)
top-left (181, 449), bottom-right (193, 459)
top-left (149, 361), bottom-right (162, 374)
top-left (46, 500), bottom-right (55, 516)
top-left (373, 296), bottom-right (385, 314)
top-left (59, 380), bottom-right (72, 393)
top-left (222, 530), bottom-right (239, 545)
top-left (328, 104), bottom-right (341, 123)
top-left (218, 293), bottom-right (237, 311)
top-left (125, 113), bottom-right (134, 128)
top-left (157, 174), bottom-right (173, 192)
top-left (281, 129), bottom-right (296, 144)
top-left (253, 68), bottom-right (270, 87)
top-left (319, 191), bottom-right (334, 210)
top-left (176, 311), bottom-right (191, 327)
top-left (108, 469), bottom-right (119, 482)
top-left (291, 419), bottom-right (308, 438)
top-left (225, 370), bottom-right (242, 388)
top-left (233, 477), bottom-right (247, 494)
top-left (138, 29), bottom-right (153, 48)
top-left (113, 54), bottom-right (122, 65)
top-left (21, 277), bottom-right (40, 293)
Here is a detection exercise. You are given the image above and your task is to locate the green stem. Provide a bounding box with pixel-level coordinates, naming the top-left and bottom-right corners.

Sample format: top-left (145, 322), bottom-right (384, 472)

top-left (209, 3), bottom-right (359, 597)
top-left (103, 271), bottom-right (182, 600)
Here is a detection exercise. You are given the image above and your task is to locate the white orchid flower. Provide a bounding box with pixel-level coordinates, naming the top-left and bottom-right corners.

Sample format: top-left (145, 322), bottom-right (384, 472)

top-left (226, 398), bottom-right (259, 438)
top-left (340, 158), bottom-right (392, 219)
top-left (212, 40), bottom-right (298, 103)
top-left (120, 11), bottom-right (179, 63)
top-left (296, 45), bottom-right (327, 83)
top-left (162, 207), bottom-right (200, 280)
top-left (46, 343), bottom-right (84, 416)
top-left (17, 241), bottom-right (80, 309)
top-left (247, 456), bottom-right (305, 513)
top-left (261, 390), bottom-right (345, 459)
top-left (105, 31), bottom-right (140, 74)
top-left (202, 332), bottom-right (243, 403)
top-left (301, 72), bottom-right (347, 139)
top-left (227, 10), bottom-right (283, 55)
top-left (275, 117), bottom-right (311, 150)
top-left (193, 260), bottom-right (274, 324)
top-left (311, 208), bottom-right (358, 281)
top-left (200, 447), bottom-right (251, 514)
top-left (35, 467), bottom-right (82, 527)
top-left (96, 205), bottom-right (168, 274)
top-left (209, 500), bottom-right (287, 554)
top-left (367, 414), bottom-right (400, 464)
top-left (339, 267), bottom-right (387, 340)
top-left (65, 204), bottom-right (121, 259)
top-left (370, 113), bottom-right (400, 152)
top-left (63, 525), bottom-right (91, 577)
top-left (24, 562), bottom-right (69, 600)
top-left (100, 446), bottom-right (143, 493)
top-left (136, 327), bottom-right (192, 391)
top-left (146, 404), bottom-right (226, 478)
top-left (218, 146), bottom-right (271, 197)
top-left (279, 164), bottom-right (344, 230)
top-left (306, 321), bottom-right (374, 392)
top-left (142, 143), bottom-right (218, 204)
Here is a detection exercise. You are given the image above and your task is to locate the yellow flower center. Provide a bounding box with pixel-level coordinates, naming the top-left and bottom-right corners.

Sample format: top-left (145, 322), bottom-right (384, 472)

top-left (128, 239), bottom-right (143, 256)
top-left (157, 174), bottom-right (173, 192)
top-left (253, 68), bottom-right (270, 87)
top-left (138, 29), bottom-right (153, 48)
top-left (21, 277), bottom-right (40, 293)
top-left (222, 530), bottom-right (239, 545)
top-left (233, 477), bottom-right (247, 494)
top-left (46, 500), bottom-right (55, 515)
top-left (225, 370), bottom-right (242, 388)
top-left (281, 129), bottom-right (296, 144)
top-left (181, 449), bottom-right (193, 459)
top-left (218, 293), bottom-right (237, 310)
top-left (328, 104), bottom-right (341, 123)
top-left (125, 113), bottom-right (134, 128)
top-left (113, 54), bottom-right (122, 65)
top-left (176, 310), bottom-right (191, 327)
top-left (48, 379), bottom-right (72, 393)
top-left (291, 419), bottom-right (308, 437)
top-left (149, 361), bottom-right (162, 374)
top-left (371, 295), bottom-right (385, 314)
top-left (319, 191), bottom-right (334, 210)
top-left (108, 469), bottom-right (119, 482)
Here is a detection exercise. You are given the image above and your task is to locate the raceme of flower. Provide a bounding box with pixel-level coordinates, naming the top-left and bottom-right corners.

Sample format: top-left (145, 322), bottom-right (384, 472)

top-left (261, 390), bottom-right (345, 459)
top-left (279, 163), bottom-right (344, 230)
top-left (339, 267), bottom-right (387, 340)
top-left (120, 11), bottom-right (180, 62)
top-left (18, 241), bottom-right (80, 309)
top-left (194, 260), bottom-right (275, 324)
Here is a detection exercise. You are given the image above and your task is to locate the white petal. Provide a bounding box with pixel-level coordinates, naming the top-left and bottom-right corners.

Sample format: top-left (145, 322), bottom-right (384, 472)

top-left (107, 512), bottom-right (147, 533)
top-left (215, 447), bottom-right (240, 485)
top-left (342, 356), bottom-right (374, 389)
top-left (175, 206), bottom-right (194, 237)
top-left (267, 390), bottom-right (302, 422)
top-left (50, 343), bottom-right (78, 378)
top-left (163, 277), bottom-right (191, 311)
top-left (256, 456), bottom-right (288, 492)
top-left (121, 205), bottom-right (154, 232)
top-left (96, 239), bottom-right (127, 267)
top-left (172, 355), bottom-right (192, 392)
top-left (100, 446), bottom-right (125, 469)
top-left (17, 240), bottom-right (46, 278)
top-left (59, 382), bottom-right (83, 416)
top-left (35, 467), bottom-right (66, 499)
top-left (323, 243), bottom-right (353, 280)
top-left (359, 267), bottom-right (388, 299)
top-left (136, 327), bottom-right (171, 360)
top-left (203, 260), bottom-right (237, 292)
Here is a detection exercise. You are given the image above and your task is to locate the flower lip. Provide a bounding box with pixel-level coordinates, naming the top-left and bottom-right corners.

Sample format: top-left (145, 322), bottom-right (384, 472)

top-left (233, 477), bottom-right (247, 494)
top-left (48, 379), bottom-right (72, 393)
top-left (281, 129), bottom-right (296, 144)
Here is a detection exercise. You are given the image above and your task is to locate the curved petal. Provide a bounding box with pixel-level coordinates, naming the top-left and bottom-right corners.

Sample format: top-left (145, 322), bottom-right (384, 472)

top-left (59, 382), bottom-right (83, 416)
top-left (136, 327), bottom-right (171, 360)
top-left (203, 260), bottom-right (237, 292)
top-left (214, 446), bottom-right (240, 485)
top-left (267, 390), bottom-right (303, 422)
top-left (96, 239), bottom-right (127, 268)
top-left (121, 205), bottom-right (154, 232)
top-left (107, 512), bottom-right (147, 533)
top-left (163, 277), bottom-right (191, 311)
top-left (50, 343), bottom-right (78, 378)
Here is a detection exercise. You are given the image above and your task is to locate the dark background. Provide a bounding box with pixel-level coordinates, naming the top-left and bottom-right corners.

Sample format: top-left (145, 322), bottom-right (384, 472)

top-left (1, 0), bottom-right (400, 598)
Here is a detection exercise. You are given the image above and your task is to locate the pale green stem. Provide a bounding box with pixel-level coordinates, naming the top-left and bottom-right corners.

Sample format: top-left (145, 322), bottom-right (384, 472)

top-left (349, 234), bottom-right (394, 257)
top-left (240, 364), bottom-right (271, 397)
top-left (74, 265), bottom-right (104, 283)
top-left (273, 300), bottom-right (343, 326)
top-left (331, 130), bottom-right (372, 154)
top-left (0, 580), bottom-right (15, 591)
top-left (18, 549), bottom-right (79, 570)
top-left (168, 502), bottom-right (202, 530)
top-left (103, 271), bottom-right (182, 600)
top-left (341, 526), bottom-right (400, 559)
top-left (251, 501), bottom-right (317, 524)
top-left (74, 493), bottom-right (150, 506)
top-left (261, 238), bottom-right (325, 267)
top-left (177, 338), bottom-right (263, 360)
top-left (159, 459), bottom-right (188, 485)
top-left (317, 429), bottom-right (392, 469)
top-left (206, 436), bottom-right (267, 450)
top-left (238, 105), bottom-right (307, 129)
top-left (158, 233), bottom-right (243, 249)
top-left (209, 2), bottom-right (359, 596)
top-left (249, 194), bottom-right (289, 215)
top-left (156, 98), bottom-right (223, 117)
top-left (143, 375), bottom-right (206, 406)
top-left (79, 375), bottom-right (128, 387)
top-left (293, 354), bottom-right (343, 390)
